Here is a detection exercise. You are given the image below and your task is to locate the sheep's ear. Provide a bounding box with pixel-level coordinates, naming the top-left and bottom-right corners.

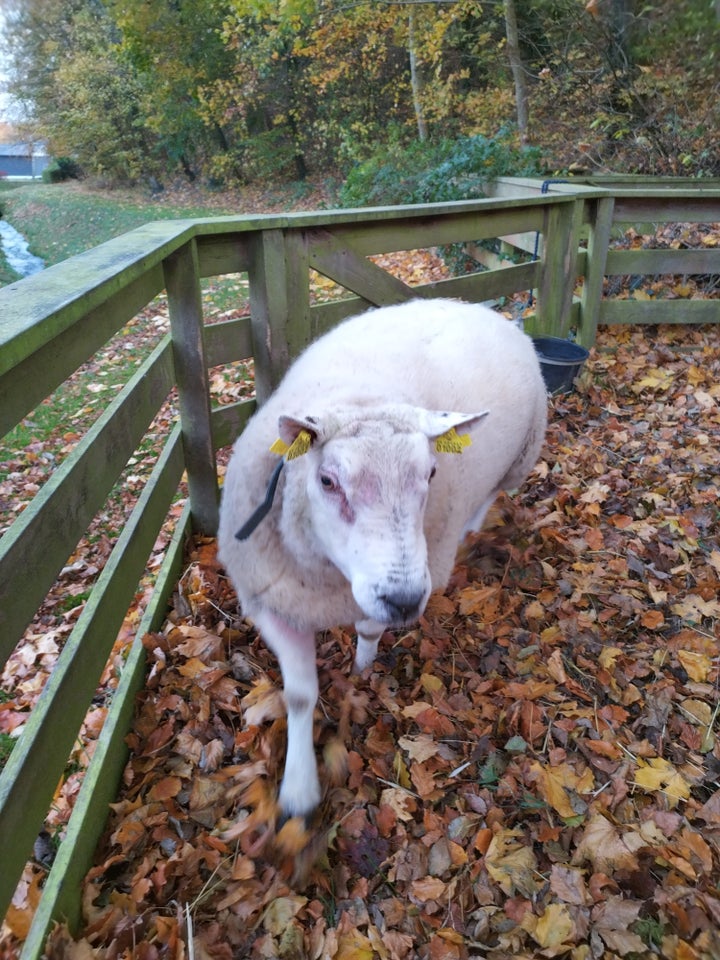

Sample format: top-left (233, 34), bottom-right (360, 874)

top-left (418, 409), bottom-right (489, 455)
top-left (278, 414), bottom-right (321, 444)
top-left (269, 415), bottom-right (322, 460)
top-left (418, 409), bottom-right (489, 439)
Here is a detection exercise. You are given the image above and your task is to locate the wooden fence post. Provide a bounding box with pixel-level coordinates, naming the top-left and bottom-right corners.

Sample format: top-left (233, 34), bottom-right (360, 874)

top-left (578, 195), bottom-right (615, 347)
top-left (535, 198), bottom-right (584, 337)
top-left (164, 240), bottom-right (219, 535)
top-left (248, 228), bottom-right (310, 403)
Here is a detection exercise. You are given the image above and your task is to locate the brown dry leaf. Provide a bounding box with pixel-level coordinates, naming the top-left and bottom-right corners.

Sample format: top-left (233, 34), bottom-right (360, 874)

top-left (673, 828), bottom-right (713, 876)
top-left (697, 789), bottom-right (720, 824)
top-left (335, 930), bottom-right (375, 960)
top-left (485, 829), bottom-right (541, 897)
top-left (676, 649), bottom-right (712, 682)
top-left (592, 897), bottom-right (645, 955)
top-left (398, 733), bottom-right (440, 763)
top-left (545, 647), bottom-right (568, 683)
top-left (640, 609), bottom-right (665, 629)
top-left (409, 876), bottom-right (447, 903)
top-left (262, 895), bottom-right (308, 936)
top-left (275, 817), bottom-right (312, 856)
top-left (634, 757), bottom-right (691, 807)
top-left (148, 776), bottom-right (183, 801)
top-left (323, 736), bottom-right (349, 784)
top-left (529, 760), bottom-right (593, 819)
top-left (242, 679), bottom-right (286, 725)
top-left (521, 902), bottom-right (575, 955)
top-left (379, 787), bottom-right (416, 822)
top-left (549, 863), bottom-right (591, 905)
top-left (177, 655), bottom-right (211, 679)
top-left (571, 814), bottom-right (643, 874)
top-left (4, 867), bottom-right (43, 939)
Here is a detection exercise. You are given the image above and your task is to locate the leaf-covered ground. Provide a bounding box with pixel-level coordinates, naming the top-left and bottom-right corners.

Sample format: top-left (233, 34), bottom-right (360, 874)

top-left (37, 320), bottom-right (720, 960)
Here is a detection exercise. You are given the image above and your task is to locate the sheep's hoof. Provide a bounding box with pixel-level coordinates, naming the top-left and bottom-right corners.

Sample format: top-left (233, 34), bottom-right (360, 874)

top-left (275, 814), bottom-right (314, 854)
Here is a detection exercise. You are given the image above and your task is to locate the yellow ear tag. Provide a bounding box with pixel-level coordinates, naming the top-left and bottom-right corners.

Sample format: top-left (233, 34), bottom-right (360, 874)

top-left (269, 429), bottom-right (313, 460)
top-left (435, 427), bottom-right (472, 454)
top-left (269, 437), bottom-right (290, 456)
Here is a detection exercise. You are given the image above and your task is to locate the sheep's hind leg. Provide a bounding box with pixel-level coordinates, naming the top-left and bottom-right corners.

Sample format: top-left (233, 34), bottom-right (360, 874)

top-left (353, 618), bottom-right (384, 673)
top-left (253, 610), bottom-right (320, 819)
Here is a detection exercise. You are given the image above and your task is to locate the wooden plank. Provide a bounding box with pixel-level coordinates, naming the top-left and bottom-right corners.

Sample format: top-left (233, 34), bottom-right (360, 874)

top-left (196, 233), bottom-right (251, 277)
top-left (605, 248), bottom-right (720, 275)
top-left (421, 261), bottom-right (540, 302)
top-left (309, 297), bottom-right (374, 338)
top-left (165, 241), bottom-right (219, 536)
top-left (306, 202), bottom-right (554, 259)
top-left (309, 229), bottom-right (423, 305)
top-left (579, 196), bottom-right (615, 347)
top-left (211, 398), bottom-right (256, 451)
top-left (204, 315), bottom-right (254, 368)
top-left (612, 197), bottom-right (720, 224)
top-left (485, 177), bottom-right (606, 201)
top-left (0, 337), bottom-right (175, 667)
top-left (570, 175), bottom-right (720, 192)
top-left (20, 494), bottom-right (192, 957)
top-left (0, 221), bottom-right (194, 378)
top-left (0, 429), bottom-right (186, 923)
top-left (463, 245), bottom-right (510, 272)
top-left (190, 193), bottom-right (557, 238)
top-left (535, 198), bottom-right (584, 336)
top-left (283, 231), bottom-right (312, 362)
top-left (599, 299), bottom-right (720, 324)
top-left (247, 229), bottom-right (292, 401)
top-left (0, 264), bottom-right (164, 439)
top-left (305, 261), bottom-right (542, 340)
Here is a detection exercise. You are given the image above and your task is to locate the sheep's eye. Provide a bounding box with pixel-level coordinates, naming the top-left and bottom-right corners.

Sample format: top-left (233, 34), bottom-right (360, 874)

top-left (320, 474), bottom-right (336, 491)
top-left (429, 466), bottom-right (437, 481)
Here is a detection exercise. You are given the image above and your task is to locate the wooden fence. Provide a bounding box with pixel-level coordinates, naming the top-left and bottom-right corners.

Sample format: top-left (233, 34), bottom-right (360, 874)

top-left (1, 179), bottom-right (719, 957)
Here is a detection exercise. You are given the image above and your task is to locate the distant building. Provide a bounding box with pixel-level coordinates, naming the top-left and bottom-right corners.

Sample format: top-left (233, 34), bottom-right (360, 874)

top-left (0, 142), bottom-right (49, 178)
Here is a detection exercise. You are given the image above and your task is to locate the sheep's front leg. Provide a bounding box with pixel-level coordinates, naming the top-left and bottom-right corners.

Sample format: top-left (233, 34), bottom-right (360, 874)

top-left (353, 618), bottom-right (384, 673)
top-left (253, 610), bottom-right (320, 818)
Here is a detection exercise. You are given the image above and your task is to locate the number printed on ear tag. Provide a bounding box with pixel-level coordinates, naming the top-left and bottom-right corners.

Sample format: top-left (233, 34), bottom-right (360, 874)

top-left (435, 427), bottom-right (472, 454)
top-left (269, 430), bottom-right (313, 460)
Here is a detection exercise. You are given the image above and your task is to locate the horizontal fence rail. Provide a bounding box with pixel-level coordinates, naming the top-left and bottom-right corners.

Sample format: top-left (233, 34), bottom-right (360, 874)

top-left (486, 176), bottom-right (720, 342)
top-left (1, 179), bottom-right (720, 956)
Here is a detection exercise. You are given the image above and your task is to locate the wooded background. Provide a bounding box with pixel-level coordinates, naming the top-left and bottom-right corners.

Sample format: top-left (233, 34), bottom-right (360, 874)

top-left (1, 0), bottom-right (719, 192)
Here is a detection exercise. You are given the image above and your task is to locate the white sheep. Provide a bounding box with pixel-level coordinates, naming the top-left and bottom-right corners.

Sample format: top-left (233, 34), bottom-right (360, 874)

top-left (218, 298), bottom-right (547, 818)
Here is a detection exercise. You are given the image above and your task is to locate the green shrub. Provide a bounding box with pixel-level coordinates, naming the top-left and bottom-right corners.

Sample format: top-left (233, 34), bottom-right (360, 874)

top-left (42, 157), bottom-right (83, 183)
top-left (339, 130), bottom-right (543, 207)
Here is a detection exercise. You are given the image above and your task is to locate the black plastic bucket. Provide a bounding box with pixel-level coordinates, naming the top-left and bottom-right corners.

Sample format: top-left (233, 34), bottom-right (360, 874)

top-left (532, 336), bottom-right (589, 394)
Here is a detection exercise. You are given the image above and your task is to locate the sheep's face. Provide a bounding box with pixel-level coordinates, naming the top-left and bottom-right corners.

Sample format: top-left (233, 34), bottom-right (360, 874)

top-left (278, 406), bottom-right (487, 627)
top-left (308, 424), bottom-right (434, 626)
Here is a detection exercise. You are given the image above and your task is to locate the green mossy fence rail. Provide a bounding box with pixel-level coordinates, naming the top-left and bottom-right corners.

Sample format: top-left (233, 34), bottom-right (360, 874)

top-left (1, 179), bottom-right (719, 957)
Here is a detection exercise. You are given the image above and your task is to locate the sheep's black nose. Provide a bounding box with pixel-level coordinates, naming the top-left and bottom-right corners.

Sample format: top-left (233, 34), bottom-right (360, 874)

top-left (379, 590), bottom-right (425, 624)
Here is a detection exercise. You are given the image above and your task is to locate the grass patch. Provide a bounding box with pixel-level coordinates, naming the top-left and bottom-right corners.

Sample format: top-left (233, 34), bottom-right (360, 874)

top-left (0, 732), bottom-right (15, 770)
top-left (0, 181), bottom-right (240, 267)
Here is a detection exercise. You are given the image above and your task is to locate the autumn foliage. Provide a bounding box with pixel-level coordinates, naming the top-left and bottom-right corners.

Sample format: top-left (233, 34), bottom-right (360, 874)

top-left (30, 318), bottom-right (720, 960)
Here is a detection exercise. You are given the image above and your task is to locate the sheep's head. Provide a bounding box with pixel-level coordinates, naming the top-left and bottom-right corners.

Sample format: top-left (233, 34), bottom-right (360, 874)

top-left (274, 405), bottom-right (488, 627)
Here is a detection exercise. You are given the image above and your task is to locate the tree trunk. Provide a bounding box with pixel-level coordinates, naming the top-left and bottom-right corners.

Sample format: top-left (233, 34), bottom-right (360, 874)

top-left (408, 7), bottom-right (427, 142)
top-left (605, 0), bottom-right (634, 81)
top-left (504, 0), bottom-right (529, 142)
